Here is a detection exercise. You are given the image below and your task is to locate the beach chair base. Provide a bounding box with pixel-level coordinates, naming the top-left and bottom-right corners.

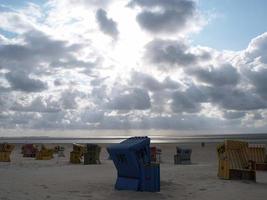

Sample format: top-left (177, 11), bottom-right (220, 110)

top-left (70, 152), bottom-right (82, 164)
top-left (23, 153), bottom-right (36, 158)
top-left (36, 149), bottom-right (54, 160)
top-left (174, 154), bottom-right (191, 164)
top-left (84, 152), bottom-right (100, 165)
top-left (256, 163), bottom-right (267, 171)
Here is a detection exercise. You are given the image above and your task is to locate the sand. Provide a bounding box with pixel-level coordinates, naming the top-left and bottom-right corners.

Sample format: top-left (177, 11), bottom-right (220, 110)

top-left (0, 143), bottom-right (267, 200)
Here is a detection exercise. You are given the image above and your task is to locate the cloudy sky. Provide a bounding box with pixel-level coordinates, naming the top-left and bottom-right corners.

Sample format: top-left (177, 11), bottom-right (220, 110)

top-left (0, 0), bottom-right (267, 134)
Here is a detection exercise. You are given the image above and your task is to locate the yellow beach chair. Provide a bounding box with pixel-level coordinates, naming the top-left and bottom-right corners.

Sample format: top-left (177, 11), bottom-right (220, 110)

top-left (248, 144), bottom-right (267, 171)
top-left (70, 144), bottom-right (86, 164)
top-left (217, 140), bottom-right (256, 181)
top-left (0, 143), bottom-right (15, 162)
top-left (36, 145), bottom-right (54, 160)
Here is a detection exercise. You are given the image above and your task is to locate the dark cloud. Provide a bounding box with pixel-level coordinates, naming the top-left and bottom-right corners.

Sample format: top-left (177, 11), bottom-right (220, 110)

top-left (223, 111), bottom-right (246, 120)
top-left (131, 71), bottom-right (180, 91)
top-left (144, 39), bottom-right (197, 69)
top-left (60, 89), bottom-right (86, 110)
top-left (185, 84), bottom-right (207, 103)
top-left (96, 8), bottom-right (119, 39)
top-left (203, 86), bottom-right (267, 111)
top-left (0, 30), bottom-right (83, 72)
top-left (10, 96), bottom-right (61, 113)
top-left (106, 88), bottom-right (151, 110)
top-left (244, 68), bottom-right (267, 100)
top-left (171, 90), bottom-right (201, 113)
top-left (128, 0), bottom-right (197, 34)
top-left (5, 71), bottom-right (47, 92)
top-left (190, 64), bottom-right (240, 86)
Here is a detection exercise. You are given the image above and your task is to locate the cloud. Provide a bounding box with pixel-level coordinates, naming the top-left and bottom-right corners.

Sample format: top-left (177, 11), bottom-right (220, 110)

top-left (245, 32), bottom-right (267, 64)
top-left (106, 88), bottom-right (151, 110)
top-left (202, 86), bottom-right (267, 111)
top-left (5, 71), bottom-right (47, 92)
top-left (64, 0), bottom-right (110, 8)
top-left (131, 71), bottom-right (180, 91)
top-left (144, 39), bottom-right (210, 70)
top-left (0, 30), bottom-right (83, 72)
top-left (223, 111), bottom-right (246, 120)
top-left (59, 89), bottom-right (86, 110)
top-left (10, 96), bottom-right (61, 113)
top-left (171, 90), bottom-right (201, 113)
top-left (189, 64), bottom-right (240, 86)
top-left (244, 68), bottom-right (267, 100)
top-left (128, 0), bottom-right (199, 34)
top-left (1, 1), bottom-right (267, 132)
top-left (96, 8), bottom-right (119, 39)
top-left (144, 38), bottom-right (196, 67)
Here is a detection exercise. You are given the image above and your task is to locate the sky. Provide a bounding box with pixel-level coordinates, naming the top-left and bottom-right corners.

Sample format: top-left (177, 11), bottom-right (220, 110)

top-left (0, 0), bottom-right (267, 134)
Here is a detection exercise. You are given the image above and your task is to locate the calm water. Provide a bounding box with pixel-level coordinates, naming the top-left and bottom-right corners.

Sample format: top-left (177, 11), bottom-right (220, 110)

top-left (1, 129), bottom-right (267, 144)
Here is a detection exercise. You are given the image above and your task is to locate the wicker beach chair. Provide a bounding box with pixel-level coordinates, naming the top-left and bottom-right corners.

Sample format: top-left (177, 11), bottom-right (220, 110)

top-left (36, 145), bottom-right (54, 160)
top-left (174, 147), bottom-right (192, 164)
top-left (84, 144), bottom-right (101, 165)
top-left (217, 140), bottom-right (256, 181)
top-left (70, 144), bottom-right (86, 164)
top-left (21, 144), bottom-right (38, 157)
top-left (54, 145), bottom-right (65, 157)
top-left (0, 143), bottom-right (15, 162)
top-left (107, 137), bottom-right (160, 192)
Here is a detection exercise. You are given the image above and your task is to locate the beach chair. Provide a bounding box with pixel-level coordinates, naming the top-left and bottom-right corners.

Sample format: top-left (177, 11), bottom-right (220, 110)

top-left (150, 146), bottom-right (161, 163)
top-left (84, 144), bottom-right (101, 165)
top-left (217, 140), bottom-right (256, 181)
top-left (70, 144), bottom-right (85, 164)
top-left (21, 144), bottom-right (38, 157)
top-left (248, 144), bottom-right (267, 171)
top-left (107, 136), bottom-right (160, 192)
top-left (0, 143), bottom-right (15, 162)
top-left (36, 145), bottom-right (54, 160)
top-left (174, 147), bottom-right (192, 164)
top-left (54, 145), bottom-right (65, 157)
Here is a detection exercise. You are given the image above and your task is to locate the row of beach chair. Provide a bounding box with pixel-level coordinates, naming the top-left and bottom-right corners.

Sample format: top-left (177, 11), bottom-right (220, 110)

top-left (1, 138), bottom-right (266, 193)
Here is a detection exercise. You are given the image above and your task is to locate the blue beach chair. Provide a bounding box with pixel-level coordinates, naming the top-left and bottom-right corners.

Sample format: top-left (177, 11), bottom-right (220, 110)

top-left (107, 136), bottom-right (160, 192)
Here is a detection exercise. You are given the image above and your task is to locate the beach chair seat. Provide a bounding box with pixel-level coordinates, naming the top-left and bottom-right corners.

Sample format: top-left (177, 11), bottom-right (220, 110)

top-left (107, 137), bottom-right (160, 192)
top-left (84, 144), bottom-right (101, 165)
top-left (217, 140), bottom-right (256, 181)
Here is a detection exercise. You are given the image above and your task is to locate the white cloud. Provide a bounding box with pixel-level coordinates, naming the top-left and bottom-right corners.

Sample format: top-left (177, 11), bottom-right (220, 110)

top-left (0, 0), bottom-right (267, 132)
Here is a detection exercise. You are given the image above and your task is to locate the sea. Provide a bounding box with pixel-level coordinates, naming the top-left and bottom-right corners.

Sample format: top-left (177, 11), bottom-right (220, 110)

top-left (1, 129), bottom-right (267, 144)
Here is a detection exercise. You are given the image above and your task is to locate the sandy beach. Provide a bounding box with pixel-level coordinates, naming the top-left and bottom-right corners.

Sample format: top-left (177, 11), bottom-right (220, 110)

top-left (0, 142), bottom-right (267, 200)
